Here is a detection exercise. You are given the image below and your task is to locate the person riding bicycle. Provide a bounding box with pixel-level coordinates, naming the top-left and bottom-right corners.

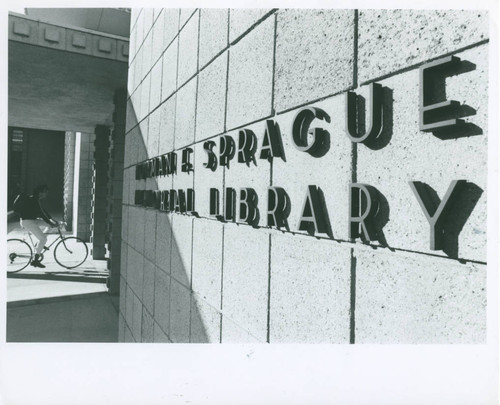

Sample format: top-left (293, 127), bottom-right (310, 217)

top-left (18, 184), bottom-right (59, 268)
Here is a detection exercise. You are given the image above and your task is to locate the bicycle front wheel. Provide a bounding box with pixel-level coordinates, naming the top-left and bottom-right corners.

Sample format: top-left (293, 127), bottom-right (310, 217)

top-left (7, 238), bottom-right (33, 273)
top-left (54, 237), bottom-right (89, 269)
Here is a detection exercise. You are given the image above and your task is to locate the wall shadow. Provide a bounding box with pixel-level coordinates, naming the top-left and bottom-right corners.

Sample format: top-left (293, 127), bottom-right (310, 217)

top-left (120, 97), bottom-right (213, 343)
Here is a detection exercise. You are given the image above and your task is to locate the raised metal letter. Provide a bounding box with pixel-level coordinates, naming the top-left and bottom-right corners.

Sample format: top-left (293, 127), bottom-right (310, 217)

top-left (210, 188), bottom-right (220, 217)
top-left (186, 189), bottom-right (196, 215)
top-left (267, 187), bottom-right (289, 229)
top-left (170, 189), bottom-right (179, 212)
top-left (203, 141), bottom-right (218, 171)
top-left (346, 83), bottom-right (383, 143)
top-left (220, 135), bottom-right (235, 168)
top-left (298, 185), bottom-right (329, 235)
top-left (420, 56), bottom-right (465, 133)
top-left (409, 180), bottom-right (466, 250)
top-left (224, 188), bottom-right (236, 221)
top-left (238, 129), bottom-right (257, 166)
top-left (291, 107), bottom-right (330, 157)
top-left (239, 188), bottom-right (259, 226)
top-left (181, 148), bottom-right (194, 173)
top-left (349, 184), bottom-right (378, 242)
top-left (260, 120), bottom-right (284, 161)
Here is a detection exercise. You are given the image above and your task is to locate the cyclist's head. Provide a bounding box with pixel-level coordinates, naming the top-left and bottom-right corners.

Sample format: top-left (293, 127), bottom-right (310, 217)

top-left (33, 184), bottom-right (49, 199)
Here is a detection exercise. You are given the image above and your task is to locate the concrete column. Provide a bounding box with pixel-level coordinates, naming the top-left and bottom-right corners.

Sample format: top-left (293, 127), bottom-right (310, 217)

top-left (76, 133), bottom-right (96, 242)
top-left (63, 131), bottom-right (76, 231)
top-left (107, 89), bottom-right (127, 296)
top-left (91, 125), bottom-right (110, 259)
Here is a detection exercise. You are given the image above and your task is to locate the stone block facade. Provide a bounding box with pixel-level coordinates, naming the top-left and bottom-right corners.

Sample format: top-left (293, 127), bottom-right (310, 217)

top-left (119, 9), bottom-right (488, 343)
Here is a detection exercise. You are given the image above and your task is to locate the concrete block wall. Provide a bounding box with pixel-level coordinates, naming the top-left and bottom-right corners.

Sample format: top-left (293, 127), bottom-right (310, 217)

top-left (119, 9), bottom-right (488, 343)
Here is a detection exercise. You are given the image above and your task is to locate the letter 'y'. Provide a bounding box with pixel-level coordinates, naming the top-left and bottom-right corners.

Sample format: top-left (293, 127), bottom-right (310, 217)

top-left (409, 180), bottom-right (466, 250)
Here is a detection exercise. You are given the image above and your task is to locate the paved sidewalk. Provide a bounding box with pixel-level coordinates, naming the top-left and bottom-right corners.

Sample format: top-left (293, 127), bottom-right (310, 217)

top-left (7, 278), bottom-right (108, 303)
top-left (6, 217), bottom-right (118, 342)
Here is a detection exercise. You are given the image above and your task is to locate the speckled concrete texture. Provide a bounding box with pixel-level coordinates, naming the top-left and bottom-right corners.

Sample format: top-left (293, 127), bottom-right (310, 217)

top-left (275, 9), bottom-right (355, 112)
top-left (177, 11), bottom-right (199, 88)
top-left (163, 9), bottom-right (179, 50)
top-left (161, 38), bottom-right (178, 102)
top-left (142, 8), bottom-right (154, 36)
top-left (120, 205), bottom-right (129, 242)
top-left (140, 75), bottom-right (151, 122)
top-left (190, 296), bottom-right (222, 343)
top-left (141, 306), bottom-right (154, 342)
top-left (135, 11), bottom-right (145, 52)
top-left (222, 223), bottom-right (270, 342)
top-left (131, 292), bottom-right (143, 340)
top-left (226, 16), bottom-right (274, 130)
top-left (139, 120), bottom-right (149, 156)
top-left (146, 107), bottom-right (159, 157)
top-left (149, 61), bottom-right (162, 111)
top-left (269, 232), bottom-right (351, 343)
top-left (355, 248), bottom-right (486, 343)
top-left (131, 51), bottom-right (141, 95)
top-left (174, 77), bottom-right (197, 149)
top-left (191, 219), bottom-right (223, 308)
top-left (118, 314), bottom-right (126, 341)
top-left (153, 320), bottom-right (170, 342)
top-left (155, 212), bottom-right (172, 273)
top-left (358, 10), bottom-right (488, 82)
top-left (158, 95), bottom-right (176, 154)
top-left (221, 316), bottom-right (263, 343)
top-left (151, 11), bottom-right (165, 65)
top-left (125, 283), bottom-right (133, 330)
top-left (127, 247), bottom-right (144, 301)
top-left (229, 8), bottom-right (273, 43)
top-left (273, 96), bottom-right (352, 239)
top-left (144, 210), bottom-right (157, 263)
top-left (169, 278), bottom-right (191, 342)
top-left (141, 30), bottom-right (153, 80)
top-left (195, 52), bottom-right (228, 141)
top-left (154, 267), bottom-right (170, 335)
top-left (142, 258), bottom-right (155, 316)
top-left (180, 9), bottom-right (197, 28)
top-left (170, 215), bottom-right (193, 287)
top-left (199, 9), bottom-right (229, 69)
top-left (120, 242), bottom-right (128, 279)
top-left (356, 46), bottom-right (487, 262)
top-left (129, 206), bottom-right (145, 254)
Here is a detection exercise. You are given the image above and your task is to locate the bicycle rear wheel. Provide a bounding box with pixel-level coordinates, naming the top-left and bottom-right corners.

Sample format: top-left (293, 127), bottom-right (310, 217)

top-left (54, 237), bottom-right (89, 269)
top-left (7, 239), bottom-right (33, 273)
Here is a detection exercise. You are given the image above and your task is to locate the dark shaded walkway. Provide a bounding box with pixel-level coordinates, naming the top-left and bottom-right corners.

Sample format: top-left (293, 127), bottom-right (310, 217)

top-left (7, 289), bottom-right (118, 343)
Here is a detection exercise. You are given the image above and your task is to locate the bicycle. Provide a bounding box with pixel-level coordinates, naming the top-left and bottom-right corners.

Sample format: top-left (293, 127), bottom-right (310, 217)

top-left (7, 222), bottom-right (89, 273)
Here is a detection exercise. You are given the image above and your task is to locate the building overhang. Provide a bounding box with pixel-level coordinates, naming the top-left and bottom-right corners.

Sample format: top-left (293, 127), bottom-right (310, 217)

top-left (8, 12), bottom-right (129, 134)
